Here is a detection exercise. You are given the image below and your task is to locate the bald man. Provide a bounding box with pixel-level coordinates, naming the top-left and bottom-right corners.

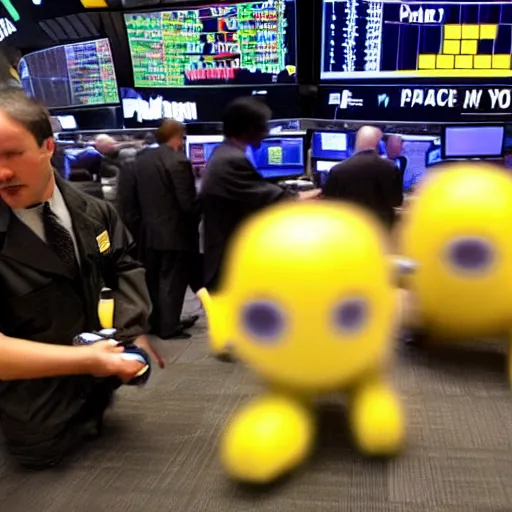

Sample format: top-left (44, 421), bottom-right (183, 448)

top-left (323, 126), bottom-right (403, 228)
top-left (95, 134), bottom-right (118, 155)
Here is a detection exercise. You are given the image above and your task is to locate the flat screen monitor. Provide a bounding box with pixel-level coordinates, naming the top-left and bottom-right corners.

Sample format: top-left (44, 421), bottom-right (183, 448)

top-left (19, 39), bottom-right (120, 109)
top-left (312, 159), bottom-right (337, 187)
top-left (426, 146), bottom-right (443, 168)
top-left (311, 131), bottom-right (353, 161)
top-left (320, 0), bottom-right (512, 81)
top-left (186, 135), bottom-right (224, 176)
top-left (384, 135), bottom-right (438, 191)
top-left (443, 126), bottom-right (505, 159)
top-left (56, 115), bottom-right (78, 131)
top-left (315, 160), bottom-right (338, 173)
top-left (124, 0), bottom-right (297, 88)
top-left (251, 135), bottom-right (304, 179)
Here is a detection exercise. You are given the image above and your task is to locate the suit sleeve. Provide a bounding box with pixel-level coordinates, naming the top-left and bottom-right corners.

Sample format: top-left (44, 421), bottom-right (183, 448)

top-left (169, 156), bottom-right (200, 220)
top-left (322, 168), bottom-right (338, 198)
top-left (218, 157), bottom-right (292, 207)
top-left (116, 160), bottom-right (141, 238)
top-left (379, 163), bottom-right (404, 208)
top-left (103, 203), bottom-right (151, 342)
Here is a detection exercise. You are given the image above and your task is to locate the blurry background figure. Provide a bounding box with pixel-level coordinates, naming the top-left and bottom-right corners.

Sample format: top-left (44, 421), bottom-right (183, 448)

top-left (67, 141), bottom-right (103, 182)
top-left (201, 97), bottom-right (320, 293)
top-left (0, 45), bottom-right (22, 88)
top-left (385, 135), bottom-right (407, 192)
top-left (386, 135), bottom-right (423, 193)
top-left (116, 133), bottom-right (157, 254)
top-left (49, 117), bottom-right (67, 178)
top-left (68, 168), bottom-right (104, 200)
top-left (136, 119), bottom-right (201, 340)
top-left (323, 126), bottom-right (403, 230)
top-left (94, 134), bottom-right (122, 180)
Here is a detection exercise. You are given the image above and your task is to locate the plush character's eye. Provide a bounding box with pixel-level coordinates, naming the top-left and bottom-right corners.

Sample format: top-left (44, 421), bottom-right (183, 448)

top-left (333, 298), bottom-right (368, 333)
top-left (446, 237), bottom-right (494, 273)
top-left (242, 301), bottom-right (285, 342)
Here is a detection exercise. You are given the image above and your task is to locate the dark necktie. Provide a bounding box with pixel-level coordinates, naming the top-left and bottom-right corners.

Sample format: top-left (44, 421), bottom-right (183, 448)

top-left (43, 202), bottom-right (78, 277)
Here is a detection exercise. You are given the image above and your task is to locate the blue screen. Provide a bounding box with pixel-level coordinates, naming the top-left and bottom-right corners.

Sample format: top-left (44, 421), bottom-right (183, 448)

top-left (311, 131), bottom-right (354, 161)
top-left (426, 147), bottom-right (443, 167)
top-left (187, 136), bottom-right (224, 176)
top-left (252, 137), bottom-right (304, 179)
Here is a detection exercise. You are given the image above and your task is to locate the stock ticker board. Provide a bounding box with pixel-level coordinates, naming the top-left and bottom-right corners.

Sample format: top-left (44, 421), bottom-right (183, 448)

top-left (321, 0), bottom-right (512, 80)
top-left (64, 40), bottom-right (119, 105)
top-left (124, 0), bottom-right (296, 87)
top-left (19, 38), bottom-right (119, 109)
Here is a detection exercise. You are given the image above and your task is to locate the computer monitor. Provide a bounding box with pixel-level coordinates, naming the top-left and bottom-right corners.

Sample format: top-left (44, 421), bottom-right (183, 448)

top-left (383, 134), bottom-right (438, 192)
top-left (19, 39), bottom-right (119, 109)
top-left (56, 115), bottom-right (78, 131)
top-left (124, 1), bottom-right (297, 88)
top-left (186, 135), bottom-right (224, 177)
top-left (426, 146), bottom-right (443, 168)
top-left (442, 126), bottom-right (505, 159)
top-left (251, 135), bottom-right (305, 180)
top-left (311, 131), bottom-right (353, 161)
top-left (312, 159), bottom-right (338, 188)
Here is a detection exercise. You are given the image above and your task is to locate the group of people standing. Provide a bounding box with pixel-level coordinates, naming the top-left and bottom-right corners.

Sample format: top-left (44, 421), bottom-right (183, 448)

top-left (117, 110), bottom-right (408, 344)
top-left (117, 97), bottom-right (321, 341)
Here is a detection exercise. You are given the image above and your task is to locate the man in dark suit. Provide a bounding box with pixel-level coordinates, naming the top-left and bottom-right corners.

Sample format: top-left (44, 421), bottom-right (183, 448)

top-left (323, 126), bottom-right (403, 229)
top-left (0, 88), bottom-right (161, 469)
top-left (116, 134), bottom-right (157, 254)
top-left (136, 120), bottom-right (200, 340)
top-left (201, 97), bottom-right (320, 292)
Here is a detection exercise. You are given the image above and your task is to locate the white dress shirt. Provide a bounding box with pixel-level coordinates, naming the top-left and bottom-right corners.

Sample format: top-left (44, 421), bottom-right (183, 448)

top-left (13, 183), bottom-right (80, 262)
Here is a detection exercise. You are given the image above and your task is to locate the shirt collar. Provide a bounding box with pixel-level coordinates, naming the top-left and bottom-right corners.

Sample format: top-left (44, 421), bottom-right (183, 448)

top-left (14, 181), bottom-right (62, 214)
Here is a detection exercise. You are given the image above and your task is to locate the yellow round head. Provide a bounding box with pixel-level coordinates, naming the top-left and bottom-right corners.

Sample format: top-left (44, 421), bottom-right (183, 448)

top-left (217, 201), bottom-right (397, 393)
top-left (399, 162), bottom-right (512, 336)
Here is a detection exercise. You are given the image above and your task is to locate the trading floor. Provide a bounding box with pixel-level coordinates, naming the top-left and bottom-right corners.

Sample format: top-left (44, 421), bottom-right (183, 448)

top-left (2, 292), bottom-right (511, 512)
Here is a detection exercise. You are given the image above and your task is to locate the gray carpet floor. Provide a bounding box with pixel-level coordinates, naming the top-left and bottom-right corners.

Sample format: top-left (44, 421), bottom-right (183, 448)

top-left (2, 293), bottom-right (512, 511)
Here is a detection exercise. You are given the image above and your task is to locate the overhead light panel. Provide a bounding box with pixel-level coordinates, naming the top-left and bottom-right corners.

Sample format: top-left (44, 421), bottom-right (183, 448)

top-left (81, 0), bottom-right (108, 7)
top-left (0, 0), bottom-right (20, 21)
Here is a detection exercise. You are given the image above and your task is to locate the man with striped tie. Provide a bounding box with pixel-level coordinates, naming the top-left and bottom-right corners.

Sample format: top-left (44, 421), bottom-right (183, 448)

top-left (0, 88), bottom-right (163, 469)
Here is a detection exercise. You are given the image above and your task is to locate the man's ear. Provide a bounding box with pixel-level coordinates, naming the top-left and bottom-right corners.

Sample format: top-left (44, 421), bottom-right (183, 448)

top-left (43, 137), bottom-right (55, 157)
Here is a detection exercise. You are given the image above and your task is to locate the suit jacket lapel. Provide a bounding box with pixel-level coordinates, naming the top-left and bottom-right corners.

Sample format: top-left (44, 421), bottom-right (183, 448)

top-left (0, 202), bottom-right (71, 278)
top-left (56, 175), bottom-right (107, 329)
top-left (0, 174), bottom-right (106, 280)
top-left (56, 174), bottom-right (105, 263)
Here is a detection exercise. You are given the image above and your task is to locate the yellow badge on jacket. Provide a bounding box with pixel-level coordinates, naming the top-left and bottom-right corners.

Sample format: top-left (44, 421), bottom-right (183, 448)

top-left (96, 231), bottom-right (111, 253)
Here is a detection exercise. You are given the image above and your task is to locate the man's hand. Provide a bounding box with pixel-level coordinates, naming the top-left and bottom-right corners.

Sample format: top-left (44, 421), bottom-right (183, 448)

top-left (85, 340), bottom-right (146, 382)
top-left (298, 189), bottom-right (322, 201)
top-left (134, 335), bottom-right (166, 369)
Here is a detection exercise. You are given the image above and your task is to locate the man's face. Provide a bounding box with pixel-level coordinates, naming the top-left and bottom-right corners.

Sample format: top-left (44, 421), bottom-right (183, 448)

top-left (0, 111), bottom-right (54, 209)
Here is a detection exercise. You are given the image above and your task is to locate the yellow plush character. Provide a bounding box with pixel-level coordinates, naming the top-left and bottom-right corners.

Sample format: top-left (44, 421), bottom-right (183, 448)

top-left (198, 201), bottom-right (405, 484)
top-left (399, 162), bottom-right (512, 382)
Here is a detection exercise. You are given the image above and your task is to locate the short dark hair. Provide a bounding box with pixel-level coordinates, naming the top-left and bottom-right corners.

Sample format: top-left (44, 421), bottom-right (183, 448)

top-left (222, 97), bottom-right (272, 138)
top-left (144, 132), bottom-right (156, 145)
top-left (155, 119), bottom-right (185, 145)
top-left (0, 87), bottom-right (53, 146)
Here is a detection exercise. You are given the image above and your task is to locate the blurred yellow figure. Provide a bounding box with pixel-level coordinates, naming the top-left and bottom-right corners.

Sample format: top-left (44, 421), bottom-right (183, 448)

top-left (198, 201), bottom-right (404, 484)
top-left (399, 163), bottom-right (512, 380)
